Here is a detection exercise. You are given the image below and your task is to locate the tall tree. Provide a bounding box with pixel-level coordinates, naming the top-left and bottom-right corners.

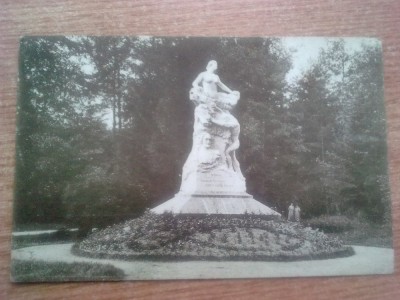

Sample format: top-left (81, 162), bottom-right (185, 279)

top-left (344, 43), bottom-right (389, 223)
top-left (15, 37), bottom-right (106, 224)
top-left (289, 40), bottom-right (389, 222)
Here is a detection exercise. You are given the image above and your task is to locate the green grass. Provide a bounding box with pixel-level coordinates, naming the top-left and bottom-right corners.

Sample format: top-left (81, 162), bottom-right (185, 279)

top-left (11, 260), bottom-right (125, 282)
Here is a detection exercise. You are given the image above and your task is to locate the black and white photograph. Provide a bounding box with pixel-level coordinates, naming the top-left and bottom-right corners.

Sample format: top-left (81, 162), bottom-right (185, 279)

top-left (11, 36), bottom-right (393, 281)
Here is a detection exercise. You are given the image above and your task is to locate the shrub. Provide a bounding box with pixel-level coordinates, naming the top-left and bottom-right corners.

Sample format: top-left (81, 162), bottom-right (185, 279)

top-left (12, 229), bottom-right (79, 250)
top-left (306, 215), bottom-right (355, 233)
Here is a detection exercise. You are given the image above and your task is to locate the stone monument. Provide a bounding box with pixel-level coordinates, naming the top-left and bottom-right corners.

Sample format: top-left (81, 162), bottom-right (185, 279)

top-left (152, 60), bottom-right (280, 216)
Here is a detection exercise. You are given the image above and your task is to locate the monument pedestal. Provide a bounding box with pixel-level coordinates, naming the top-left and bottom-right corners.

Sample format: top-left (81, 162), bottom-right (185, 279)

top-left (151, 193), bottom-right (281, 216)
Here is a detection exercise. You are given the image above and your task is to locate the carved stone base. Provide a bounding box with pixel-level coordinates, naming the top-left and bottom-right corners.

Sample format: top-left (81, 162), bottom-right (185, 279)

top-left (151, 193), bottom-right (281, 216)
top-left (180, 168), bottom-right (247, 195)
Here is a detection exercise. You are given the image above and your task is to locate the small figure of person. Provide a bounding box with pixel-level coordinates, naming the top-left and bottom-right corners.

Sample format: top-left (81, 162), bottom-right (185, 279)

top-left (288, 203), bottom-right (295, 222)
top-left (294, 204), bottom-right (301, 222)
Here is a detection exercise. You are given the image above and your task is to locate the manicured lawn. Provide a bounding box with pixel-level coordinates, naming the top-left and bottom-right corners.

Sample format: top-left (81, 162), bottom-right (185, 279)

top-left (11, 260), bottom-right (125, 282)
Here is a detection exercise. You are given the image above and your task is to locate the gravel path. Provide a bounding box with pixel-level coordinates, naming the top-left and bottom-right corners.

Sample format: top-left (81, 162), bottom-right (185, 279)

top-left (12, 243), bottom-right (394, 280)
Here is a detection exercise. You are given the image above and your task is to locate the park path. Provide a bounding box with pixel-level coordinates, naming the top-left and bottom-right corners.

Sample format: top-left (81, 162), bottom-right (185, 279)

top-left (12, 244), bottom-right (394, 280)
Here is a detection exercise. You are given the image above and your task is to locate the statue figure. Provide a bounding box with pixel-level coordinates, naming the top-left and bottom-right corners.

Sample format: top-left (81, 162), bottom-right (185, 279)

top-left (151, 60), bottom-right (280, 217)
top-left (185, 60), bottom-right (244, 181)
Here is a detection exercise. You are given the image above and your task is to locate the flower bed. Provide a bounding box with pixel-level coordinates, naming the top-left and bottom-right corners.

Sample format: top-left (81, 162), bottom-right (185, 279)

top-left (73, 212), bottom-right (354, 261)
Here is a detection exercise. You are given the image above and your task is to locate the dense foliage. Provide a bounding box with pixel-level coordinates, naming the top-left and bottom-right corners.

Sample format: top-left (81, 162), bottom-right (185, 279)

top-left (15, 37), bottom-right (390, 228)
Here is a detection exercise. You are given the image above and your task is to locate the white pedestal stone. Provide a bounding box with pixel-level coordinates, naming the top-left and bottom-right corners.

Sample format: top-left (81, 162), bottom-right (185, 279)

top-left (151, 193), bottom-right (280, 216)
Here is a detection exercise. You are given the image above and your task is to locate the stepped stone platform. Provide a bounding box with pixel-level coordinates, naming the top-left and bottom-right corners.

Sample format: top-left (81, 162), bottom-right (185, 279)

top-left (151, 193), bottom-right (280, 216)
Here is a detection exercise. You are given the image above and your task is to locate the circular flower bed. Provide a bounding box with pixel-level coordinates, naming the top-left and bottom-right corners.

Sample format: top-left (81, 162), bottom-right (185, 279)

top-left (73, 212), bottom-right (354, 261)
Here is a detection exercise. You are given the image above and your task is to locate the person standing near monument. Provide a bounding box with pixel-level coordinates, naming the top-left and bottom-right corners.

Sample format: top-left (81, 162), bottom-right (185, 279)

top-left (294, 204), bottom-right (301, 222)
top-left (288, 203), bottom-right (294, 221)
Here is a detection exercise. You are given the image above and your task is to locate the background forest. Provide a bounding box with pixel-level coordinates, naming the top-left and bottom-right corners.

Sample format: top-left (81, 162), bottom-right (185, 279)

top-left (14, 36), bottom-right (390, 233)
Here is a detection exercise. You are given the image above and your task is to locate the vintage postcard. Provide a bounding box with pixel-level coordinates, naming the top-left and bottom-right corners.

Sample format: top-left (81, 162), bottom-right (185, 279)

top-left (11, 36), bottom-right (393, 281)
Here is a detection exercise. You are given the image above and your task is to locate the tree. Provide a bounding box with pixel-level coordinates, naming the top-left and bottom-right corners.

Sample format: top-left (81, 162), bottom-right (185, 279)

top-left (344, 43), bottom-right (389, 223)
top-left (289, 39), bottom-right (389, 222)
top-left (15, 37), bottom-right (106, 224)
